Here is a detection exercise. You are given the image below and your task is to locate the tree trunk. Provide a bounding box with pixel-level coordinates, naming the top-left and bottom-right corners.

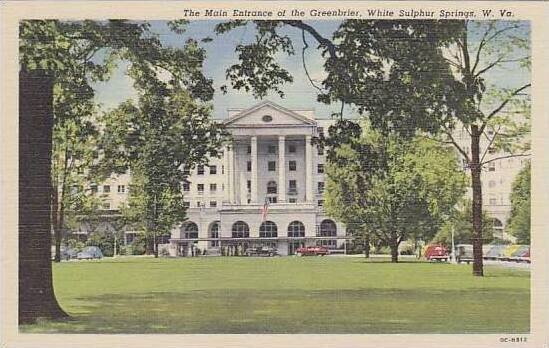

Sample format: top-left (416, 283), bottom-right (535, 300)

top-left (470, 126), bottom-right (484, 276)
top-left (363, 234), bottom-right (370, 258)
top-left (19, 70), bottom-right (68, 324)
top-left (389, 235), bottom-right (399, 263)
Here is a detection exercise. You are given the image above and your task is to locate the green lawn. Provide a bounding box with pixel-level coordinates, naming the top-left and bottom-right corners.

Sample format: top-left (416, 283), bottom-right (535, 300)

top-left (21, 256), bottom-right (530, 334)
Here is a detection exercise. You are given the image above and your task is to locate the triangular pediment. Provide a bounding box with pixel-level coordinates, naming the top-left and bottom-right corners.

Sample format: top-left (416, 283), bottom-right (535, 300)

top-left (223, 101), bottom-right (316, 126)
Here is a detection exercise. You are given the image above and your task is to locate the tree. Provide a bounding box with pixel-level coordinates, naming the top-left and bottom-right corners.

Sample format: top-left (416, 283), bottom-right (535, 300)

top-left (217, 20), bottom-right (530, 276)
top-left (324, 121), bottom-right (466, 262)
top-left (507, 162), bottom-right (531, 244)
top-left (18, 19), bottom-right (215, 323)
top-left (431, 200), bottom-right (495, 248)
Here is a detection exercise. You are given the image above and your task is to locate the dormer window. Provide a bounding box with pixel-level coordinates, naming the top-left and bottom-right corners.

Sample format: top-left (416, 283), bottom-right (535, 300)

top-left (262, 115), bottom-right (273, 122)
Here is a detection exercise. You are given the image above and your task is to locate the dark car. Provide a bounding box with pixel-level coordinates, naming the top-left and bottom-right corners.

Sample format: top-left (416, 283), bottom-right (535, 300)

top-left (296, 246), bottom-right (329, 256)
top-left (245, 247), bottom-right (278, 257)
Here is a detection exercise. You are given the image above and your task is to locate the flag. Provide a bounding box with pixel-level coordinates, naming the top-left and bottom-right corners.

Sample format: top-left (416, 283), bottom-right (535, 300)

top-left (260, 198), bottom-right (270, 221)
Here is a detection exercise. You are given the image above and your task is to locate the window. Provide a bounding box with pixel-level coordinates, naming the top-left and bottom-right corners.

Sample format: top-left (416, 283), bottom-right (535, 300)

top-left (318, 145), bottom-right (324, 156)
top-left (259, 221), bottom-right (278, 238)
top-left (182, 181), bottom-right (190, 192)
top-left (488, 147), bottom-right (496, 154)
top-left (183, 201), bottom-right (190, 208)
top-left (247, 180), bottom-right (251, 193)
top-left (183, 166), bottom-right (190, 175)
top-left (320, 219), bottom-right (337, 236)
top-left (288, 221), bottom-right (305, 237)
top-left (210, 183), bottom-right (217, 192)
top-left (289, 180), bottom-right (297, 194)
top-left (262, 115), bottom-right (273, 122)
top-left (183, 222), bottom-right (199, 239)
top-left (267, 181), bottom-right (277, 194)
top-left (318, 200), bottom-right (324, 207)
top-left (197, 165), bottom-right (205, 175)
top-left (317, 164), bottom-right (324, 174)
top-left (488, 163), bottom-right (496, 172)
top-left (289, 198), bottom-right (297, 203)
top-left (247, 145), bottom-right (251, 154)
top-left (210, 222), bottom-right (220, 246)
top-left (102, 202), bottom-right (110, 210)
top-left (268, 161), bottom-right (276, 171)
top-left (196, 201), bottom-right (202, 208)
top-left (221, 165), bottom-right (224, 174)
top-left (103, 185), bottom-right (110, 193)
top-left (318, 127), bottom-right (324, 136)
top-left (210, 165), bottom-right (217, 175)
top-left (247, 161), bottom-right (252, 172)
top-left (268, 145), bottom-right (276, 154)
top-left (318, 181), bottom-right (325, 194)
top-left (232, 221), bottom-right (250, 238)
top-left (488, 180), bottom-right (496, 188)
top-left (267, 197), bottom-right (278, 204)
top-left (197, 184), bottom-right (204, 193)
top-left (289, 144), bottom-right (296, 153)
top-left (117, 185), bottom-right (125, 193)
top-left (210, 201), bottom-right (217, 207)
top-left (289, 160), bottom-right (297, 171)
top-left (90, 184), bottom-right (98, 194)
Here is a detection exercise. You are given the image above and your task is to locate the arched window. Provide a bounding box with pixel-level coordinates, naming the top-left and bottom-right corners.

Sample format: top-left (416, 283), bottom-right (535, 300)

top-left (320, 219), bottom-right (337, 237)
top-left (492, 218), bottom-right (504, 239)
top-left (232, 221), bottom-right (250, 238)
top-left (267, 181), bottom-right (277, 194)
top-left (210, 221), bottom-right (220, 239)
top-left (183, 222), bottom-right (198, 239)
top-left (260, 221), bottom-right (278, 238)
top-left (287, 221), bottom-right (305, 237)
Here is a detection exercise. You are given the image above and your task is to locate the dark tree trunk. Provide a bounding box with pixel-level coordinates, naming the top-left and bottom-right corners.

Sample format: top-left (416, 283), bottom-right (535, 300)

top-left (470, 126), bottom-right (484, 276)
top-left (19, 70), bottom-right (68, 324)
top-left (389, 235), bottom-right (399, 263)
top-left (363, 234), bottom-right (370, 258)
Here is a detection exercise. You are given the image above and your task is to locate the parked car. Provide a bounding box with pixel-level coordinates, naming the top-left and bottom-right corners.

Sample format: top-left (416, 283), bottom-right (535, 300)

top-left (455, 244), bottom-right (473, 264)
top-left (424, 244), bottom-right (449, 262)
top-left (484, 244), bottom-right (507, 260)
top-left (296, 246), bottom-right (329, 256)
top-left (245, 247), bottom-right (278, 257)
top-left (61, 246), bottom-right (78, 261)
top-left (77, 246), bottom-right (103, 260)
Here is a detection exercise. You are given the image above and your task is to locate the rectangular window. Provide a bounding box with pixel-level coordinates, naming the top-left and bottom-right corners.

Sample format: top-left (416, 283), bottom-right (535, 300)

top-left (317, 200), bottom-right (324, 207)
top-left (268, 161), bottom-right (276, 171)
top-left (102, 202), bottom-right (110, 210)
top-left (197, 201), bottom-right (202, 207)
top-left (488, 163), bottom-right (496, 172)
top-left (247, 145), bottom-right (251, 154)
top-left (247, 180), bottom-right (251, 193)
top-left (318, 181), bottom-right (325, 194)
top-left (103, 185), bottom-right (110, 193)
top-left (318, 145), bottom-right (324, 156)
top-left (183, 166), bottom-right (190, 175)
top-left (183, 201), bottom-right (190, 208)
top-left (182, 181), bottom-right (190, 192)
top-left (210, 183), bottom-right (217, 192)
top-left (197, 184), bottom-right (204, 193)
top-left (117, 185), bottom-right (125, 193)
top-left (247, 161), bottom-right (252, 172)
top-left (210, 201), bottom-right (217, 207)
top-left (318, 127), bottom-right (324, 136)
top-left (268, 145), bottom-right (276, 154)
top-left (197, 165), bottom-right (205, 175)
top-left (289, 160), bottom-right (297, 171)
top-left (210, 165), bottom-right (217, 175)
top-left (267, 196), bottom-right (277, 204)
top-left (289, 144), bottom-right (296, 153)
top-left (317, 164), bottom-right (324, 174)
top-left (289, 198), bottom-right (297, 203)
top-left (90, 184), bottom-right (98, 194)
top-left (221, 165), bottom-right (224, 174)
top-left (289, 180), bottom-right (297, 194)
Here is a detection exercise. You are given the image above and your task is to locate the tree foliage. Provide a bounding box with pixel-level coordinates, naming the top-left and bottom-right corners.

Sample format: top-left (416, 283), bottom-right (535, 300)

top-left (507, 162), bottom-right (531, 244)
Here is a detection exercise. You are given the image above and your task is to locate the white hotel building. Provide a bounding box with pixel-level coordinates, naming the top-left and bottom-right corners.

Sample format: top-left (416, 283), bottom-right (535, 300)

top-left (89, 101), bottom-right (526, 255)
top-left (168, 101), bottom-right (345, 256)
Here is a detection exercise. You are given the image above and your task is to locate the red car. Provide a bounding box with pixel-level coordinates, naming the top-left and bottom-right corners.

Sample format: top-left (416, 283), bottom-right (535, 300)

top-left (296, 246), bottom-right (329, 256)
top-left (424, 244), bottom-right (449, 262)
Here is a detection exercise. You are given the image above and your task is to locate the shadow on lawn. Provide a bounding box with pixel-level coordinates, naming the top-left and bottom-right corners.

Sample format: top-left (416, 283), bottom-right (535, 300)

top-left (20, 287), bottom-right (530, 334)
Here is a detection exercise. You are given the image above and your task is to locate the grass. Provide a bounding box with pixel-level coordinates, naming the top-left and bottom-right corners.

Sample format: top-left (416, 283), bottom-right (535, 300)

top-left (20, 256), bottom-right (530, 334)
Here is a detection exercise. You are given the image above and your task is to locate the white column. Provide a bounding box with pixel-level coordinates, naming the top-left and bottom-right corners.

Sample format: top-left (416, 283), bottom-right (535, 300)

top-left (305, 135), bottom-right (313, 203)
top-left (227, 144), bottom-right (235, 204)
top-left (251, 136), bottom-right (258, 203)
top-left (230, 144), bottom-right (236, 203)
top-left (278, 135), bottom-right (286, 203)
top-left (223, 145), bottom-right (230, 203)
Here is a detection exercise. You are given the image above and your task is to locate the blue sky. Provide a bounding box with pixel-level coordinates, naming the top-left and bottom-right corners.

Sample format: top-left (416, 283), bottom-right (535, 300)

top-left (92, 20), bottom-right (530, 120)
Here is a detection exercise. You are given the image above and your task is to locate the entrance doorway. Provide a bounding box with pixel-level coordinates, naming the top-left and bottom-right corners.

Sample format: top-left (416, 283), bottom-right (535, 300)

top-left (288, 240), bottom-right (304, 255)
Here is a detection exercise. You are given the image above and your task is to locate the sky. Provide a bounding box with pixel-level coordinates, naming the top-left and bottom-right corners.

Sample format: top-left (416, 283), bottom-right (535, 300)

top-left (92, 20), bottom-right (530, 120)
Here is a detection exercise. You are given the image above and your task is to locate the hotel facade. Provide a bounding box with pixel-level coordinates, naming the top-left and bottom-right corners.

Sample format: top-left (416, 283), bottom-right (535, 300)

top-left (81, 101), bottom-right (526, 255)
